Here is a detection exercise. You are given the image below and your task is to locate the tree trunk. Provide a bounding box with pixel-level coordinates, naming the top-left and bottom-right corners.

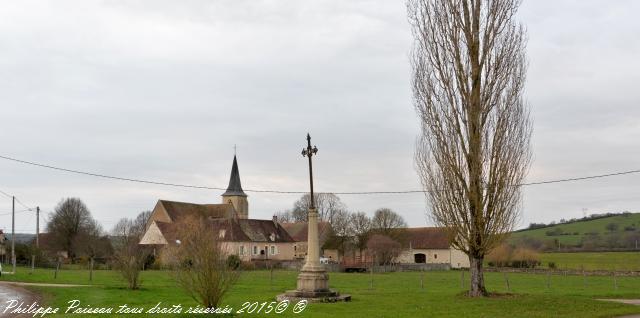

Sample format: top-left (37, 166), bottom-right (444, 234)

top-left (469, 256), bottom-right (487, 297)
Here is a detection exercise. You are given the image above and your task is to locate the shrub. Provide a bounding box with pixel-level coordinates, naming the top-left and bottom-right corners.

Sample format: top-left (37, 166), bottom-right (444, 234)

top-left (226, 254), bottom-right (241, 270)
top-left (545, 227), bottom-right (564, 236)
top-left (240, 261), bottom-right (256, 271)
top-left (168, 216), bottom-right (240, 308)
top-left (548, 262), bottom-right (556, 269)
top-left (486, 244), bottom-right (512, 267)
top-left (510, 247), bottom-right (540, 268)
top-left (528, 223), bottom-right (547, 230)
top-left (606, 223), bottom-right (619, 232)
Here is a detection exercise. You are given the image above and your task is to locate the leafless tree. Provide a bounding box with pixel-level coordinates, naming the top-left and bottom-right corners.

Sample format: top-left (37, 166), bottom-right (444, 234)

top-left (111, 211), bottom-right (151, 290)
top-left (291, 193), bottom-right (347, 224)
top-left (165, 215), bottom-right (240, 308)
top-left (273, 210), bottom-right (294, 223)
top-left (371, 208), bottom-right (407, 231)
top-left (366, 234), bottom-right (402, 266)
top-left (46, 198), bottom-right (100, 261)
top-left (326, 209), bottom-right (353, 254)
top-left (350, 212), bottom-right (372, 254)
top-left (408, 0), bottom-right (531, 296)
top-left (73, 222), bottom-right (112, 270)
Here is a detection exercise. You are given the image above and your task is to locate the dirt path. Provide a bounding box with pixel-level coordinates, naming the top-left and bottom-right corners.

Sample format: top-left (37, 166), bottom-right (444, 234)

top-left (598, 299), bottom-right (640, 318)
top-left (1, 282), bottom-right (89, 288)
top-left (0, 283), bottom-right (41, 318)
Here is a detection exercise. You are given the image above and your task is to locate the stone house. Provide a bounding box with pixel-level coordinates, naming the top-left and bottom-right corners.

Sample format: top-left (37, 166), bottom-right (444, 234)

top-left (280, 222), bottom-right (337, 261)
top-left (395, 227), bottom-right (469, 269)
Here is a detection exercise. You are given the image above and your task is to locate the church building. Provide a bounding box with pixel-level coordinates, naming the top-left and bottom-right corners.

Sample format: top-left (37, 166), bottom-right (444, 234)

top-left (139, 156), bottom-right (297, 262)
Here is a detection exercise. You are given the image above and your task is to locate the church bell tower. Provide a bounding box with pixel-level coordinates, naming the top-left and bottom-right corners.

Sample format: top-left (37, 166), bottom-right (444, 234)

top-left (222, 155), bottom-right (249, 219)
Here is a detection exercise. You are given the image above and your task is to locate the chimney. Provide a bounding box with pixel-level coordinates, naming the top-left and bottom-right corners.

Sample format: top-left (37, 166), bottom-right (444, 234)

top-left (272, 215), bottom-right (278, 225)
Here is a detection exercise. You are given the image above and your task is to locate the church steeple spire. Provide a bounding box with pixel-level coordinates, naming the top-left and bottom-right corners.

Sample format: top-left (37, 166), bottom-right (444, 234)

top-left (222, 155), bottom-right (247, 197)
top-left (222, 155), bottom-right (249, 219)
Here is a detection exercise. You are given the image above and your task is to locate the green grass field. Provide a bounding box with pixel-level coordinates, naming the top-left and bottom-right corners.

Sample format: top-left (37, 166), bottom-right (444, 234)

top-left (538, 252), bottom-right (640, 271)
top-left (2, 267), bottom-right (640, 317)
top-left (510, 213), bottom-right (640, 247)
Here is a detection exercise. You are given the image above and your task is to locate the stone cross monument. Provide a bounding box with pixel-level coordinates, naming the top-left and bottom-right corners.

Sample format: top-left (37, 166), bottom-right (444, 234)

top-left (278, 134), bottom-right (350, 302)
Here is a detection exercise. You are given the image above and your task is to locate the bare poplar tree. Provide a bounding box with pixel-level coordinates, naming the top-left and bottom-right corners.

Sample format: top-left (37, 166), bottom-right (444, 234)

top-left (408, 0), bottom-right (531, 296)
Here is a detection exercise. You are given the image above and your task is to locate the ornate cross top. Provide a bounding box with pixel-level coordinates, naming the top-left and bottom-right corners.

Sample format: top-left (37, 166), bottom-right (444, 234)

top-left (301, 133), bottom-right (319, 209)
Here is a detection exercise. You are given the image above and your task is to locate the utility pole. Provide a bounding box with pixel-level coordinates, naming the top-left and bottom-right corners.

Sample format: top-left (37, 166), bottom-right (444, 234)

top-left (36, 206), bottom-right (40, 248)
top-left (11, 196), bottom-right (15, 273)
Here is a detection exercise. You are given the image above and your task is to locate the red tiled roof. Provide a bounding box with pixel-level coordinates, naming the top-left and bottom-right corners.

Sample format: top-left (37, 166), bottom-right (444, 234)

top-left (406, 227), bottom-right (451, 249)
top-left (280, 222), bottom-right (332, 242)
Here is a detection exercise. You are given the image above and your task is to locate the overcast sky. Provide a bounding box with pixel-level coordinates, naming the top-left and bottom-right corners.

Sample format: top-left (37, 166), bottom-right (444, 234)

top-left (1, 0), bottom-right (639, 233)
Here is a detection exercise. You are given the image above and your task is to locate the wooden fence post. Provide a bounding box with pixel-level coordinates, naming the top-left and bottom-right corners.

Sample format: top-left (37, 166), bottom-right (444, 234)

top-left (54, 260), bottom-right (60, 279)
top-left (369, 258), bottom-right (374, 290)
top-left (546, 271), bottom-right (551, 290)
top-left (503, 272), bottom-right (510, 293)
top-left (582, 265), bottom-right (586, 289)
top-left (270, 263), bottom-right (274, 290)
top-left (420, 268), bottom-right (424, 289)
top-left (461, 270), bottom-right (465, 289)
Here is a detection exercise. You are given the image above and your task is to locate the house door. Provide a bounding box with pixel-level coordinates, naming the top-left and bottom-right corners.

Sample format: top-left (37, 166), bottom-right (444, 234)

top-left (414, 253), bottom-right (426, 263)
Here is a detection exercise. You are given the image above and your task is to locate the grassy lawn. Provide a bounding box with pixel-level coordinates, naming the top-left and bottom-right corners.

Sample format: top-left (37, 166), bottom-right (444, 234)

top-left (538, 252), bottom-right (640, 271)
top-left (2, 267), bottom-right (640, 317)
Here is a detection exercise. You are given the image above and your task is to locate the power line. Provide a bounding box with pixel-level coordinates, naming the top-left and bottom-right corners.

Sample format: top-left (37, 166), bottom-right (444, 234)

top-left (0, 189), bottom-right (13, 199)
top-left (13, 197), bottom-right (32, 211)
top-left (0, 153), bottom-right (639, 195)
top-left (0, 209), bottom-right (32, 216)
top-left (0, 186), bottom-right (34, 210)
top-left (519, 170), bottom-right (640, 186)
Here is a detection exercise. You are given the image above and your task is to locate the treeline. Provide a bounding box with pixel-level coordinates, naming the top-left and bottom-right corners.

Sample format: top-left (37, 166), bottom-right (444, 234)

top-left (514, 231), bottom-right (640, 252)
top-left (5, 197), bottom-right (153, 272)
top-left (275, 193), bottom-right (410, 265)
top-left (519, 211), bottom-right (636, 232)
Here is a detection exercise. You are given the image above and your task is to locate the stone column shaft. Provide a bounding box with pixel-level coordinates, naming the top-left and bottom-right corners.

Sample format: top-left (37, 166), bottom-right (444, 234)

top-left (303, 208), bottom-right (320, 269)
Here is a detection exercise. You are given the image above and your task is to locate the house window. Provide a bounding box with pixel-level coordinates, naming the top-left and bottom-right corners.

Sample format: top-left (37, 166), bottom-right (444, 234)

top-left (270, 246), bottom-right (277, 255)
top-left (219, 230), bottom-right (226, 239)
top-left (253, 246), bottom-right (258, 255)
top-left (434, 254), bottom-right (438, 259)
top-left (294, 245), bottom-right (297, 251)
top-left (239, 246), bottom-right (245, 256)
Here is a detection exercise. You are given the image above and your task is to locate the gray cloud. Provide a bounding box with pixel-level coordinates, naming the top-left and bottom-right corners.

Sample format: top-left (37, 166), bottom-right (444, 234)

top-left (0, 1), bottom-right (638, 232)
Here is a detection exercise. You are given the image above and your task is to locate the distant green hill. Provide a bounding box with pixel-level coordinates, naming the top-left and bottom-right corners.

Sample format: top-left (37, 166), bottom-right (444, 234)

top-left (509, 212), bottom-right (640, 249)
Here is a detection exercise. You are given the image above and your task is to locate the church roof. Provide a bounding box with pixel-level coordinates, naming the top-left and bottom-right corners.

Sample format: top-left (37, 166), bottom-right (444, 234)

top-left (147, 218), bottom-right (295, 244)
top-left (222, 155), bottom-right (247, 197)
top-left (210, 218), bottom-right (295, 243)
top-left (158, 200), bottom-right (235, 222)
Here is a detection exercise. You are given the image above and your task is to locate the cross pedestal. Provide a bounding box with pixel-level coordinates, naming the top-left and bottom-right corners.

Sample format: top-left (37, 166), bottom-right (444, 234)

top-left (277, 208), bottom-right (350, 302)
